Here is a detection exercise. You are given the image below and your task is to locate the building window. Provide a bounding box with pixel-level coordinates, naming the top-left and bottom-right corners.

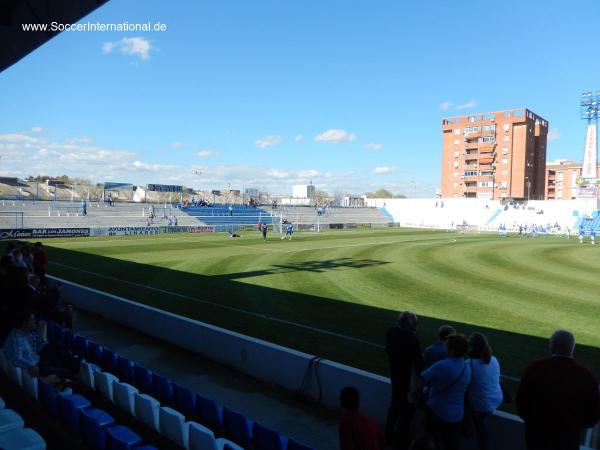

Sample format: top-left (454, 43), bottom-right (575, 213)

top-left (454, 128), bottom-right (461, 134)
top-left (503, 124), bottom-right (510, 132)
top-left (453, 172), bottom-right (458, 177)
top-left (464, 126), bottom-right (481, 134)
top-left (502, 158), bottom-right (509, 164)
top-left (454, 140), bottom-right (460, 145)
top-left (453, 182), bottom-right (459, 187)
top-left (469, 116), bottom-right (476, 123)
top-left (503, 136), bottom-right (509, 141)
top-left (479, 181), bottom-right (493, 187)
top-left (463, 170), bottom-right (477, 177)
top-left (502, 147), bottom-right (509, 155)
top-left (502, 170), bottom-right (508, 175)
top-left (454, 151), bottom-right (459, 157)
top-left (480, 136), bottom-right (495, 143)
top-left (454, 162), bottom-right (459, 169)
top-left (482, 125), bottom-right (496, 132)
top-left (499, 181), bottom-right (508, 189)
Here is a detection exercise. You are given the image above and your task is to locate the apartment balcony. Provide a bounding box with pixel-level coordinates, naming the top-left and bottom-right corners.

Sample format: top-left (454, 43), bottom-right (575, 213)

top-left (462, 175), bottom-right (478, 182)
top-left (479, 145), bottom-right (496, 153)
top-left (465, 141), bottom-right (479, 149)
top-left (464, 131), bottom-right (482, 139)
top-left (465, 153), bottom-right (478, 161)
top-left (479, 156), bottom-right (495, 165)
top-left (463, 186), bottom-right (478, 193)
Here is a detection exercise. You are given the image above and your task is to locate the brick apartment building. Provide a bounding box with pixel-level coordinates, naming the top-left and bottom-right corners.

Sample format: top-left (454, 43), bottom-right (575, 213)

top-left (545, 159), bottom-right (600, 200)
top-left (441, 108), bottom-right (548, 200)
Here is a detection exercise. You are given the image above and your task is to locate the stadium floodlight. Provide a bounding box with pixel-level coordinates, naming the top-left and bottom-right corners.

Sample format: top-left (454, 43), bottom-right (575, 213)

top-left (581, 91), bottom-right (600, 122)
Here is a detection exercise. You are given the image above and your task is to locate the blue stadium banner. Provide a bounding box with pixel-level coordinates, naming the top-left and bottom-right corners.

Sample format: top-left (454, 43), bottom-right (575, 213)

top-left (147, 184), bottom-right (182, 193)
top-left (104, 182), bottom-right (133, 190)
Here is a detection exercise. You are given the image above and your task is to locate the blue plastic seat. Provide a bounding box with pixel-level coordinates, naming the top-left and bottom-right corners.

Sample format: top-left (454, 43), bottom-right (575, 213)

top-left (117, 356), bottom-right (134, 383)
top-left (133, 364), bottom-right (153, 393)
top-left (88, 342), bottom-right (104, 365)
top-left (151, 373), bottom-right (173, 404)
top-left (102, 348), bottom-right (119, 374)
top-left (81, 407), bottom-right (115, 450)
top-left (253, 422), bottom-right (285, 450)
top-left (38, 381), bottom-right (59, 417)
top-left (52, 325), bottom-right (65, 344)
top-left (195, 395), bottom-right (222, 433)
top-left (0, 427), bottom-right (46, 450)
top-left (133, 446), bottom-right (158, 450)
top-left (58, 393), bottom-right (92, 433)
top-left (173, 383), bottom-right (196, 417)
top-left (0, 409), bottom-right (24, 434)
top-left (222, 407), bottom-right (252, 449)
top-left (75, 334), bottom-right (89, 357)
top-left (287, 438), bottom-right (315, 450)
top-left (106, 425), bottom-right (142, 450)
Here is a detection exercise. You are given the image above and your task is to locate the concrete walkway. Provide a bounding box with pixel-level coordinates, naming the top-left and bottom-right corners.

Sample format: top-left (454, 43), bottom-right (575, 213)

top-left (73, 309), bottom-right (340, 450)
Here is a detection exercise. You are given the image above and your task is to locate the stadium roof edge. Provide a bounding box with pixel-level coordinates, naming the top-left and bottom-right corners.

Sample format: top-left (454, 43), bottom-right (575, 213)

top-left (0, 0), bottom-right (109, 74)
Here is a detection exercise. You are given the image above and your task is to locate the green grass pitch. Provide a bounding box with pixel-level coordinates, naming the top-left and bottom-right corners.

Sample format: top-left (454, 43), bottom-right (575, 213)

top-left (35, 227), bottom-right (600, 384)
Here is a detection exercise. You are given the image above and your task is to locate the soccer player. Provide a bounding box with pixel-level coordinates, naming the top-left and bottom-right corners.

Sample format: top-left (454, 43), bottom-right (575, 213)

top-left (565, 227), bottom-right (571, 239)
top-left (591, 229), bottom-right (596, 245)
top-left (261, 223), bottom-right (267, 241)
top-left (579, 225), bottom-right (585, 244)
top-left (281, 223), bottom-right (294, 240)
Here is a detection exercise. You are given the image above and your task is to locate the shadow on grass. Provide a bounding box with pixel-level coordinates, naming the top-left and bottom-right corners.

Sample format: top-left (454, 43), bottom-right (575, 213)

top-left (19, 243), bottom-right (600, 384)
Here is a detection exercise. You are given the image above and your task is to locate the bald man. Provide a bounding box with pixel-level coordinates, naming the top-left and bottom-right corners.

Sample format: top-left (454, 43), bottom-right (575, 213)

top-left (516, 330), bottom-right (600, 450)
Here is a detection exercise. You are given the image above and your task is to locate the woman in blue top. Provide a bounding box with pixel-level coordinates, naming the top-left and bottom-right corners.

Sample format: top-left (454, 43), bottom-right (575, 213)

top-left (421, 333), bottom-right (471, 450)
top-left (468, 333), bottom-right (503, 450)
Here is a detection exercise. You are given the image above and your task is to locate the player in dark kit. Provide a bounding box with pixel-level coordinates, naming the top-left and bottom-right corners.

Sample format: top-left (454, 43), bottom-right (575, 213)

top-left (261, 223), bottom-right (267, 240)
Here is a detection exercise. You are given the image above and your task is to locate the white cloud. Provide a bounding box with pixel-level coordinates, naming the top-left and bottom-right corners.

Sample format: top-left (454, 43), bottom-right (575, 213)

top-left (439, 101), bottom-right (452, 111)
top-left (314, 129), bottom-right (356, 144)
top-left (31, 127), bottom-right (43, 133)
top-left (197, 150), bottom-right (221, 158)
top-left (548, 128), bottom-right (561, 142)
top-left (455, 100), bottom-right (478, 110)
top-left (255, 135), bottom-right (282, 148)
top-left (102, 42), bottom-right (116, 54)
top-left (373, 166), bottom-right (398, 175)
top-left (170, 141), bottom-right (184, 149)
top-left (102, 37), bottom-right (153, 60)
top-left (364, 143), bottom-right (383, 151)
top-left (294, 135), bottom-right (303, 143)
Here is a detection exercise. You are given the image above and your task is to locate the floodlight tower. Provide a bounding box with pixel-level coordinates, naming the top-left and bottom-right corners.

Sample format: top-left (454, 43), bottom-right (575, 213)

top-left (578, 91), bottom-right (600, 198)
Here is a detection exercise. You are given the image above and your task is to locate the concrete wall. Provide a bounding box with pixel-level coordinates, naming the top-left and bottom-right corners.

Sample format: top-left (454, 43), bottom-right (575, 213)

top-left (54, 276), bottom-right (390, 422)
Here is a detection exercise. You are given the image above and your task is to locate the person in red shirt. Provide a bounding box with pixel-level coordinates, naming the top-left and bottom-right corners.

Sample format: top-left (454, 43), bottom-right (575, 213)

top-left (33, 242), bottom-right (48, 283)
top-left (516, 330), bottom-right (600, 450)
top-left (339, 386), bottom-right (385, 450)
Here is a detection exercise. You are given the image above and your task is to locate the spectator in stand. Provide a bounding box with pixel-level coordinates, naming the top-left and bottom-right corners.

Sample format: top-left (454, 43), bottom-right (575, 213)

top-left (3, 310), bottom-right (80, 379)
top-left (12, 250), bottom-right (27, 269)
top-left (421, 334), bottom-right (471, 450)
top-left (424, 325), bottom-right (455, 368)
top-left (21, 245), bottom-right (33, 273)
top-left (37, 283), bottom-right (73, 329)
top-left (385, 311), bottom-right (424, 450)
top-left (339, 386), bottom-right (385, 450)
top-left (33, 242), bottom-right (48, 284)
top-left (467, 333), bottom-right (503, 450)
top-left (516, 330), bottom-right (600, 450)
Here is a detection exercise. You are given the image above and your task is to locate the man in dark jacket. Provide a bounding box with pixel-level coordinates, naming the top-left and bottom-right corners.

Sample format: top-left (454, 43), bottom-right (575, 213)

top-left (385, 311), bottom-right (424, 449)
top-left (516, 330), bottom-right (600, 450)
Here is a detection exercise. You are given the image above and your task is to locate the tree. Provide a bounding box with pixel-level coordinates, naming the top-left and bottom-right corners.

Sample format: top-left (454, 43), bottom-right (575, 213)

top-left (313, 189), bottom-right (330, 205)
top-left (365, 188), bottom-right (394, 198)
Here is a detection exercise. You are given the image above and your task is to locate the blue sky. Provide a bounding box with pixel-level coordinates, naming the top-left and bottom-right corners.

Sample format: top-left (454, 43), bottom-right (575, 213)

top-left (1, 0), bottom-right (599, 196)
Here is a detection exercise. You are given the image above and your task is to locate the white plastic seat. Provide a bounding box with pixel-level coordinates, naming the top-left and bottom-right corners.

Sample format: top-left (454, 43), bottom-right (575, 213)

top-left (134, 393), bottom-right (160, 430)
top-left (94, 371), bottom-right (119, 402)
top-left (0, 409), bottom-right (24, 434)
top-left (21, 371), bottom-right (38, 400)
top-left (0, 427), bottom-right (46, 450)
top-left (216, 437), bottom-right (245, 450)
top-left (113, 382), bottom-right (139, 415)
top-left (189, 421), bottom-right (218, 450)
top-left (79, 362), bottom-right (97, 390)
top-left (159, 406), bottom-right (190, 448)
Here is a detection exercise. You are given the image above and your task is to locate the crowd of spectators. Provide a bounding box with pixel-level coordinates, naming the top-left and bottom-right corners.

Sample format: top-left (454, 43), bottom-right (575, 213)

top-left (1, 241), bottom-right (79, 383)
top-left (340, 311), bottom-right (600, 450)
